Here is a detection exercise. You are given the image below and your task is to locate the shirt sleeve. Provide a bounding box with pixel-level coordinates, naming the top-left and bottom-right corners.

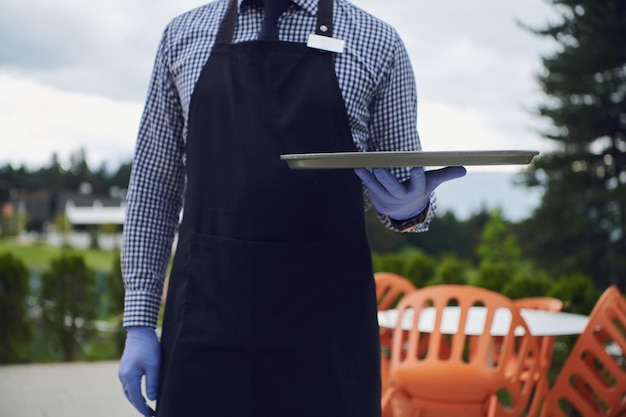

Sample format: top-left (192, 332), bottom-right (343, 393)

top-left (366, 32), bottom-right (436, 233)
top-left (121, 25), bottom-right (186, 328)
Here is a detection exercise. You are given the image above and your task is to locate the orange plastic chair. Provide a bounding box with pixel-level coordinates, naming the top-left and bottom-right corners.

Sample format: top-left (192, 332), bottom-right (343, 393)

top-left (512, 297), bottom-right (563, 417)
top-left (514, 297), bottom-right (563, 313)
top-left (514, 297), bottom-right (563, 372)
top-left (375, 272), bottom-right (417, 402)
top-left (381, 285), bottom-right (540, 417)
top-left (376, 272), bottom-right (417, 311)
top-left (539, 286), bottom-right (626, 417)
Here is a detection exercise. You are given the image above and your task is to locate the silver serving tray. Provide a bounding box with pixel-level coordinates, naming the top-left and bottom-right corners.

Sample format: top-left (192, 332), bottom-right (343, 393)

top-left (280, 150), bottom-right (539, 169)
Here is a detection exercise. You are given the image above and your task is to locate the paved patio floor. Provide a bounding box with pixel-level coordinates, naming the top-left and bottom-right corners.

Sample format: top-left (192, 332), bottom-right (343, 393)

top-left (0, 361), bottom-right (148, 417)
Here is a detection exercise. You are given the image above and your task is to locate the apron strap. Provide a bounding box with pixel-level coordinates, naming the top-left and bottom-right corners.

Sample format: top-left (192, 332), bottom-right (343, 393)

top-left (216, 0), bottom-right (238, 44)
top-left (315, 0), bottom-right (334, 37)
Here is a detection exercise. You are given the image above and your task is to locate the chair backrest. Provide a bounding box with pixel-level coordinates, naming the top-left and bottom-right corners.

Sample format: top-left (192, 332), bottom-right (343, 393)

top-left (375, 272), bottom-right (416, 404)
top-left (540, 286), bottom-right (626, 417)
top-left (388, 285), bottom-right (539, 417)
top-left (514, 297), bottom-right (563, 369)
top-left (514, 297), bottom-right (563, 313)
top-left (375, 272), bottom-right (416, 311)
top-left (375, 272), bottom-right (416, 349)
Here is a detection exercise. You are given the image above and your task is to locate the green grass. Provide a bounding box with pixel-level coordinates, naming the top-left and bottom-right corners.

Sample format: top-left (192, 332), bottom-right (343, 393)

top-left (0, 239), bottom-right (119, 273)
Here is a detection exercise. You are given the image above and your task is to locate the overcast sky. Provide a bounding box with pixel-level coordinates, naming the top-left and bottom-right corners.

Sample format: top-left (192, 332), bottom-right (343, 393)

top-left (0, 0), bottom-right (560, 173)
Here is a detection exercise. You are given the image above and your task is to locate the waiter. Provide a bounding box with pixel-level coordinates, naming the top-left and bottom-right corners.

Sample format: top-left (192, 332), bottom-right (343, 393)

top-left (118, 0), bottom-right (466, 416)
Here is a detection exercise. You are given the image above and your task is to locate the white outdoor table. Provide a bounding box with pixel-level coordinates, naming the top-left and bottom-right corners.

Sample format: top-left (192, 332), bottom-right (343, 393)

top-left (377, 306), bottom-right (589, 336)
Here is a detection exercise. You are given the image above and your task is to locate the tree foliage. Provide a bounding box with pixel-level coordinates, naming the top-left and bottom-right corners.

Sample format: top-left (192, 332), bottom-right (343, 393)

top-left (427, 256), bottom-right (471, 286)
top-left (501, 269), bottom-right (554, 300)
top-left (547, 273), bottom-right (601, 315)
top-left (520, 0), bottom-right (626, 290)
top-left (0, 149), bottom-right (132, 204)
top-left (473, 210), bottom-right (524, 292)
top-left (366, 208), bottom-right (491, 263)
top-left (0, 253), bottom-right (32, 363)
top-left (40, 253), bottom-right (97, 361)
top-left (372, 249), bottom-right (436, 288)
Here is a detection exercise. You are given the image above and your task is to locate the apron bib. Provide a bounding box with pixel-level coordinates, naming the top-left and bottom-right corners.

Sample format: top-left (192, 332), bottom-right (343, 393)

top-left (157, 0), bottom-right (380, 415)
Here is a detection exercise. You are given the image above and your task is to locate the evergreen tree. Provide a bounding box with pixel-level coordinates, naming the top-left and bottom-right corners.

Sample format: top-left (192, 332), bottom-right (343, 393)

top-left (520, 0), bottom-right (626, 290)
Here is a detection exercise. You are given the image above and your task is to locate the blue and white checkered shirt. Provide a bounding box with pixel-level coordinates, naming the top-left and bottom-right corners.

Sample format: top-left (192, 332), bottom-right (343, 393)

top-left (122, 0), bottom-right (436, 328)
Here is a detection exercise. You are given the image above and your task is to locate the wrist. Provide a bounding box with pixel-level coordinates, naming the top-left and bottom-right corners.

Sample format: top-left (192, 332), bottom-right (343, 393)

top-left (389, 201), bottom-right (430, 232)
top-left (126, 326), bottom-right (156, 336)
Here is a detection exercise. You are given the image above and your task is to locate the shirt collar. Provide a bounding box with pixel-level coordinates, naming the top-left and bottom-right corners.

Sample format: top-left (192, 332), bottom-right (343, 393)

top-left (237, 0), bottom-right (318, 16)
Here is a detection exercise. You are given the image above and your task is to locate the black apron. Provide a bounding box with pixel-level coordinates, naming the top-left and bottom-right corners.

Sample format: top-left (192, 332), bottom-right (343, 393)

top-left (157, 0), bottom-right (380, 415)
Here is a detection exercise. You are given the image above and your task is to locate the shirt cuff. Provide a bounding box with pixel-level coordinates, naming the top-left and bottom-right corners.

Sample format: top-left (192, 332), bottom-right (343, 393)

top-left (123, 290), bottom-right (163, 328)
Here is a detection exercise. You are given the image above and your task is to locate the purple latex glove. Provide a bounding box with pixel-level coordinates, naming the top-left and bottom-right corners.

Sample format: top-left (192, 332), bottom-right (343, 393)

top-left (118, 326), bottom-right (160, 417)
top-left (355, 166), bottom-right (467, 220)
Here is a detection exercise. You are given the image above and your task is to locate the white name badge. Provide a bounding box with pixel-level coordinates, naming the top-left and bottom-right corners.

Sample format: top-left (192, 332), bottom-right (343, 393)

top-left (307, 33), bottom-right (345, 54)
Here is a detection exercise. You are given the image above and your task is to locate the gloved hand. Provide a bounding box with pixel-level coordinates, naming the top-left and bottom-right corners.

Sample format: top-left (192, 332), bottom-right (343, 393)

top-left (118, 326), bottom-right (161, 417)
top-left (354, 166), bottom-right (467, 220)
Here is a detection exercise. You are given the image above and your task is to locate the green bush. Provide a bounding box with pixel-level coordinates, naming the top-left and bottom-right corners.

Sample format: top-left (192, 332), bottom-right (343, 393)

top-left (0, 252), bottom-right (32, 363)
top-left (501, 269), bottom-right (555, 299)
top-left (547, 273), bottom-right (601, 315)
top-left (372, 250), bottom-right (437, 288)
top-left (106, 253), bottom-right (125, 356)
top-left (40, 252), bottom-right (97, 361)
top-left (372, 252), bottom-right (407, 277)
top-left (106, 253), bottom-right (124, 316)
top-left (426, 256), bottom-right (471, 286)
top-left (399, 250), bottom-right (436, 288)
top-left (474, 261), bottom-right (513, 293)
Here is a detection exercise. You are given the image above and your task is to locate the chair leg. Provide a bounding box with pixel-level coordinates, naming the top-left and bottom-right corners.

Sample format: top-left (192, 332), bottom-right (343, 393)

top-left (381, 355), bottom-right (391, 396)
top-left (382, 387), bottom-right (422, 417)
top-left (389, 389), bottom-right (420, 417)
top-left (484, 393), bottom-right (499, 417)
top-left (381, 387), bottom-right (396, 417)
top-left (526, 374), bottom-right (549, 417)
top-left (610, 401), bottom-right (626, 417)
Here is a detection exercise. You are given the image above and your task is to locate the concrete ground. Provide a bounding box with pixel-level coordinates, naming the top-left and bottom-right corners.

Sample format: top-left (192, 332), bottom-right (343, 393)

top-left (0, 361), bottom-right (150, 417)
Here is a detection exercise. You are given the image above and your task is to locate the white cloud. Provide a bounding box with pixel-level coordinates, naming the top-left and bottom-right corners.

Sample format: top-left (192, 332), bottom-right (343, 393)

top-left (0, 0), bottom-right (204, 100)
top-left (418, 101), bottom-right (505, 151)
top-left (417, 100), bottom-right (552, 173)
top-left (0, 71), bottom-right (141, 169)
